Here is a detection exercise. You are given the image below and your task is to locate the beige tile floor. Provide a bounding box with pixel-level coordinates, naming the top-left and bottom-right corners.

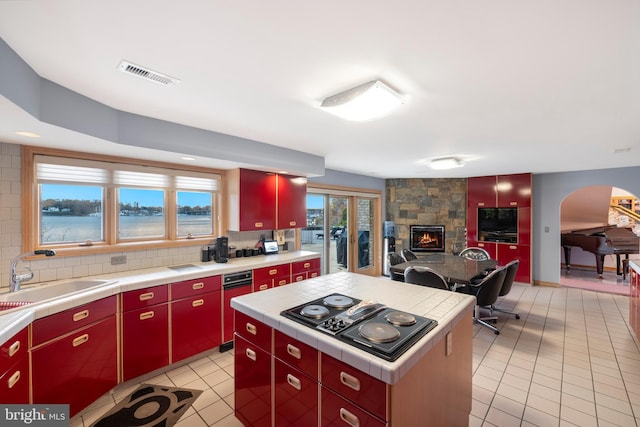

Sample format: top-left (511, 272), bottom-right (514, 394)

top-left (72, 275), bottom-right (640, 427)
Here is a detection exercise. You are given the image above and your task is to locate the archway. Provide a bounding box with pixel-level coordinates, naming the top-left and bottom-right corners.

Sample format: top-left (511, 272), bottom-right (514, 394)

top-left (559, 186), bottom-right (639, 294)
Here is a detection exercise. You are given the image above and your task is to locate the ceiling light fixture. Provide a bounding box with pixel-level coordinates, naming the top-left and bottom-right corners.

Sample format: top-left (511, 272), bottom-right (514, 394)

top-left (429, 157), bottom-right (464, 170)
top-left (320, 80), bottom-right (403, 121)
top-left (15, 131), bottom-right (40, 138)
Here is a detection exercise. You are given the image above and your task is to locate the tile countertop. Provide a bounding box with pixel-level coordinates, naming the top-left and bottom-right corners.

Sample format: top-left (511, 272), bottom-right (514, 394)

top-left (0, 250), bottom-right (320, 344)
top-left (230, 271), bottom-right (476, 385)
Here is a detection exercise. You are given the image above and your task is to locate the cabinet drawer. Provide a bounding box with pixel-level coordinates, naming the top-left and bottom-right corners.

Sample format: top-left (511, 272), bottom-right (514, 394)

top-left (0, 355), bottom-right (29, 404)
top-left (32, 295), bottom-right (117, 346)
top-left (292, 258), bottom-right (320, 275)
top-left (235, 311), bottom-right (272, 352)
top-left (171, 275), bottom-right (221, 300)
top-left (274, 330), bottom-right (318, 380)
top-left (122, 285), bottom-right (168, 311)
top-left (321, 354), bottom-right (388, 421)
top-left (0, 327), bottom-right (27, 373)
top-left (275, 358), bottom-right (318, 427)
top-left (321, 386), bottom-right (386, 427)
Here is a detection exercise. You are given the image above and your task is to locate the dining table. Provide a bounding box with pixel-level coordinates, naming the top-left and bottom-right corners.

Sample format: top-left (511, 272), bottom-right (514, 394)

top-left (389, 253), bottom-right (498, 284)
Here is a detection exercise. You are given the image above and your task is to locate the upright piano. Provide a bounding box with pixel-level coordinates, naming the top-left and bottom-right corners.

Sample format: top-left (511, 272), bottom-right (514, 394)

top-left (561, 225), bottom-right (639, 278)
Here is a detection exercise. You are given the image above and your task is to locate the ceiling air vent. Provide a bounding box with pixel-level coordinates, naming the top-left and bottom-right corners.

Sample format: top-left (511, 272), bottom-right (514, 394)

top-left (118, 60), bottom-right (180, 86)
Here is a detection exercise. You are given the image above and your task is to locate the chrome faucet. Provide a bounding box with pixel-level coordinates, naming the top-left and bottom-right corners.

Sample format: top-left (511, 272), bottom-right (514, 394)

top-left (9, 250), bottom-right (56, 292)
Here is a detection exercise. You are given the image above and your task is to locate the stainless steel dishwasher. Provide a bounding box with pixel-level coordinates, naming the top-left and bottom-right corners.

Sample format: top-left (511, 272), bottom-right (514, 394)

top-left (220, 270), bottom-right (253, 351)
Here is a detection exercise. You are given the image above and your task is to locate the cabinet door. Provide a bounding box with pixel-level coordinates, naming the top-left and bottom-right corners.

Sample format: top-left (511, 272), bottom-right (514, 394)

top-left (497, 244), bottom-right (531, 283)
top-left (467, 176), bottom-right (496, 207)
top-left (274, 358), bottom-right (318, 427)
top-left (223, 285), bottom-right (252, 343)
top-left (0, 356), bottom-right (29, 404)
top-left (32, 315), bottom-right (118, 417)
top-left (497, 173), bottom-right (531, 207)
top-left (171, 290), bottom-right (222, 362)
top-left (239, 169), bottom-right (277, 231)
top-left (122, 303), bottom-right (169, 381)
top-left (475, 241), bottom-right (497, 260)
top-left (253, 266), bottom-right (274, 292)
top-left (235, 311), bottom-right (272, 353)
top-left (321, 386), bottom-right (386, 427)
top-left (277, 174), bottom-right (307, 229)
top-left (234, 334), bottom-right (272, 427)
top-left (0, 327), bottom-right (28, 374)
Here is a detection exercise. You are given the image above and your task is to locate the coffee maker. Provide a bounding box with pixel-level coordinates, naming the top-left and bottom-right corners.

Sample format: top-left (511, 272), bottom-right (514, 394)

top-left (213, 236), bottom-right (229, 263)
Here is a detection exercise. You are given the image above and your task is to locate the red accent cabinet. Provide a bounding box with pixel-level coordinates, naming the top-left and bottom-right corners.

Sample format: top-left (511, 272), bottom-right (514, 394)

top-left (292, 258), bottom-right (321, 283)
top-left (467, 175), bottom-right (497, 207)
top-left (31, 296), bottom-right (118, 417)
top-left (121, 285), bottom-right (169, 381)
top-left (0, 327), bottom-right (29, 404)
top-left (171, 276), bottom-right (222, 363)
top-left (277, 174), bottom-right (307, 229)
top-left (253, 263), bottom-right (291, 292)
top-left (497, 173), bottom-right (532, 207)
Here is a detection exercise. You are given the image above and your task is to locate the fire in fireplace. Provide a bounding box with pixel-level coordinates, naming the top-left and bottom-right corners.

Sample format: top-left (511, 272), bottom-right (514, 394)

top-left (409, 225), bottom-right (445, 253)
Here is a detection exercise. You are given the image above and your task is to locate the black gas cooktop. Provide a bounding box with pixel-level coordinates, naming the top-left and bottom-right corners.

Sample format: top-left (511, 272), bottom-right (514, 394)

top-left (280, 293), bottom-right (437, 361)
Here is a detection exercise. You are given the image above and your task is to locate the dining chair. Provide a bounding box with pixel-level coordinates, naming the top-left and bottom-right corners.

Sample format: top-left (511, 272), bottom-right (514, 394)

top-left (459, 247), bottom-right (490, 261)
top-left (492, 259), bottom-right (520, 319)
top-left (388, 252), bottom-right (406, 282)
top-left (463, 266), bottom-right (507, 334)
top-left (403, 265), bottom-right (451, 291)
top-left (401, 249), bottom-right (418, 262)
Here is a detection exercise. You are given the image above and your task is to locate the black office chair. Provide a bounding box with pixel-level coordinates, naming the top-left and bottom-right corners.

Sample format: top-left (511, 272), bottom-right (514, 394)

top-left (404, 265), bottom-right (451, 290)
top-left (459, 247), bottom-right (490, 261)
top-left (388, 252), bottom-right (406, 282)
top-left (464, 266), bottom-right (507, 334)
top-left (492, 260), bottom-right (520, 319)
top-left (401, 249), bottom-right (418, 262)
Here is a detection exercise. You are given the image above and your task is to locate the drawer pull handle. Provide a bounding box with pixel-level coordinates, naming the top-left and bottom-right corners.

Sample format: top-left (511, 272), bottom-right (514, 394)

top-left (510, 201), bottom-right (518, 206)
top-left (246, 323), bottom-right (257, 335)
top-left (72, 334), bottom-right (89, 347)
top-left (259, 284), bottom-right (268, 291)
top-left (7, 370), bottom-right (20, 389)
top-left (478, 202), bottom-right (485, 207)
top-left (269, 269), bottom-right (277, 276)
top-left (509, 245), bottom-right (517, 250)
top-left (339, 371), bottom-right (361, 391)
top-left (255, 222), bottom-right (264, 228)
top-left (304, 262), bottom-right (311, 268)
top-left (478, 243), bottom-right (485, 247)
top-left (139, 292), bottom-right (154, 301)
top-left (296, 276), bottom-right (304, 282)
top-left (139, 311), bottom-right (155, 320)
top-left (8, 340), bottom-right (20, 358)
top-left (277, 280), bottom-right (287, 286)
top-left (246, 348), bottom-right (256, 361)
top-left (73, 310), bottom-right (89, 322)
top-left (192, 282), bottom-right (205, 290)
top-left (286, 344), bottom-right (301, 359)
top-left (286, 374), bottom-right (301, 390)
top-left (310, 273), bottom-right (318, 278)
top-left (339, 408), bottom-right (360, 427)
top-left (289, 221), bottom-right (296, 227)
top-left (192, 299), bottom-right (204, 307)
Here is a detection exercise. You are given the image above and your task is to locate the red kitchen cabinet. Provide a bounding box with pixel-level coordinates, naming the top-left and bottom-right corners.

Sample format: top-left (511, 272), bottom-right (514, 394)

top-left (122, 285), bottom-right (169, 381)
top-left (277, 174), bottom-right (307, 229)
top-left (475, 241), bottom-right (497, 260)
top-left (274, 358), bottom-right (318, 427)
top-left (292, 258), bottom-right (321, 283)
top-left (31, 312), bottom-right (118, 417)
top-left (0, 327), bottom-right (29, 404)
top-left (171, 277), bottom-right (222, 362)
top-left (467, 176), bottom-right (497, 207)
top-left (254, 263), bottom-right (291, 291)
top-left (497, 173), bottom-right (532, 207)
top-left (497, 244), bottom-right (531, 283)
top-left (321, 387), bottom-right (386, 427)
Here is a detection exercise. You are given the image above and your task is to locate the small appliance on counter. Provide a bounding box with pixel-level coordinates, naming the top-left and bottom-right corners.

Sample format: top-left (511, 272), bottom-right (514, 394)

top-left (213, 236), bottom-right (229, 263)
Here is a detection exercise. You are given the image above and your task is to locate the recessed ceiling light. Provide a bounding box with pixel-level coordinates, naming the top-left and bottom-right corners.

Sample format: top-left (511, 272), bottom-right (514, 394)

top-left (181, 156), bottom-right (196, 161)
top-left (15, 131), bottom-right (40, 138)
top-left (320, 80), bottom-right (403, 121)
top-left (429, 157), bottom-right (465, 170)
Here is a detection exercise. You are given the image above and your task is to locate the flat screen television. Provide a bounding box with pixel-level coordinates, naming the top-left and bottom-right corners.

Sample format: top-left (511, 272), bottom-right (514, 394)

top-left (478, 207), bottom-right (518, 243)
top-left (410, 225), bottom-right (445, 253)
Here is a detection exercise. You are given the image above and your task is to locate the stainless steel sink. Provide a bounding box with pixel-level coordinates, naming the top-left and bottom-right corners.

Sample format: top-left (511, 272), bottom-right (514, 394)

top-left (0, 279), bottom-right (113, 304)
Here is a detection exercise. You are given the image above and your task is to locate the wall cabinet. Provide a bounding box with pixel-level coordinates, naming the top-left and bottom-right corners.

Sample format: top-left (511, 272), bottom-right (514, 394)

top-left (122, 285), bottom-right (169, 381)
top-left (0, 327), bottom-right (29, 404)
top-left (31, 296), bottom-right (118, 417)
top-left (227, 168), bottom-right (307, 231)
top-left (171, 276), bottom-right (222, 362)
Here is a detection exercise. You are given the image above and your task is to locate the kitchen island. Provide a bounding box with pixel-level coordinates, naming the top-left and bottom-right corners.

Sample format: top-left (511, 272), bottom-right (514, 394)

top-left (231, 272), bottom-right (476, 427)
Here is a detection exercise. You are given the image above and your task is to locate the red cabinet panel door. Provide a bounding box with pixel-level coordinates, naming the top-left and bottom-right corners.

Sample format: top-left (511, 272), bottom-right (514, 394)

top-left (122, 284), bottom-right (168, 311)
top-left (497, 244), bottom-right (531, 283)
top-left (0, 327), bottom-right (27, 374)
top-left (32, 316), bottom-right (118, 417)
top-left (476, 241), bottom-right (497, 260)
top-left (234, 334), bottom-right (271, 427)
top-left (171, 290), bottom-right (222, 362)
top-left (239, 169), bottom-right (277, 231)
top-left (321, 387), bottom-right (386, 427)
top-left (467, 176), bottom-right (496, 207)
top-left (223, 285), bottom-right (252, 343)
top-left (235, 311), bottom-right (272, 353)
top-left (0, 355), bottom-right (29, 404)
top-left (274, 330), bottom-right (318, 379)
top-left (274, 358), bottom-right (318, 427)
top-left (277, 174), bottom-right (307, 229)
top-left (171, 275), bottom-right (221, 300)
top-left (122, 303), bottom-right (170, 381)
top-left (497, 173), bottom-right (532, 207)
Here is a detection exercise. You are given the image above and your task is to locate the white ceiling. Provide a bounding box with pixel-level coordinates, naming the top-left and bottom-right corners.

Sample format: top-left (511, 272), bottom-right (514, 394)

top-left (0, 0), bottom-right (638, 179)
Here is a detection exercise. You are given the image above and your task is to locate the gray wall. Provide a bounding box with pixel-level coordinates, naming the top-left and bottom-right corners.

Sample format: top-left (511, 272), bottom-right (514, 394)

top-left (308, 169), bottom-right (386, 208)
top-left (533, 166), bottom-right (640, 285)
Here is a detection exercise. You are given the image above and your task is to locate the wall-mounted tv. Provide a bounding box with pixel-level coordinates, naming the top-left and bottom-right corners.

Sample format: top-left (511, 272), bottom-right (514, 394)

top-left (478, 207), bottom-right (518, 243)
top-left (410, 225), bottom-right (445, 252)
